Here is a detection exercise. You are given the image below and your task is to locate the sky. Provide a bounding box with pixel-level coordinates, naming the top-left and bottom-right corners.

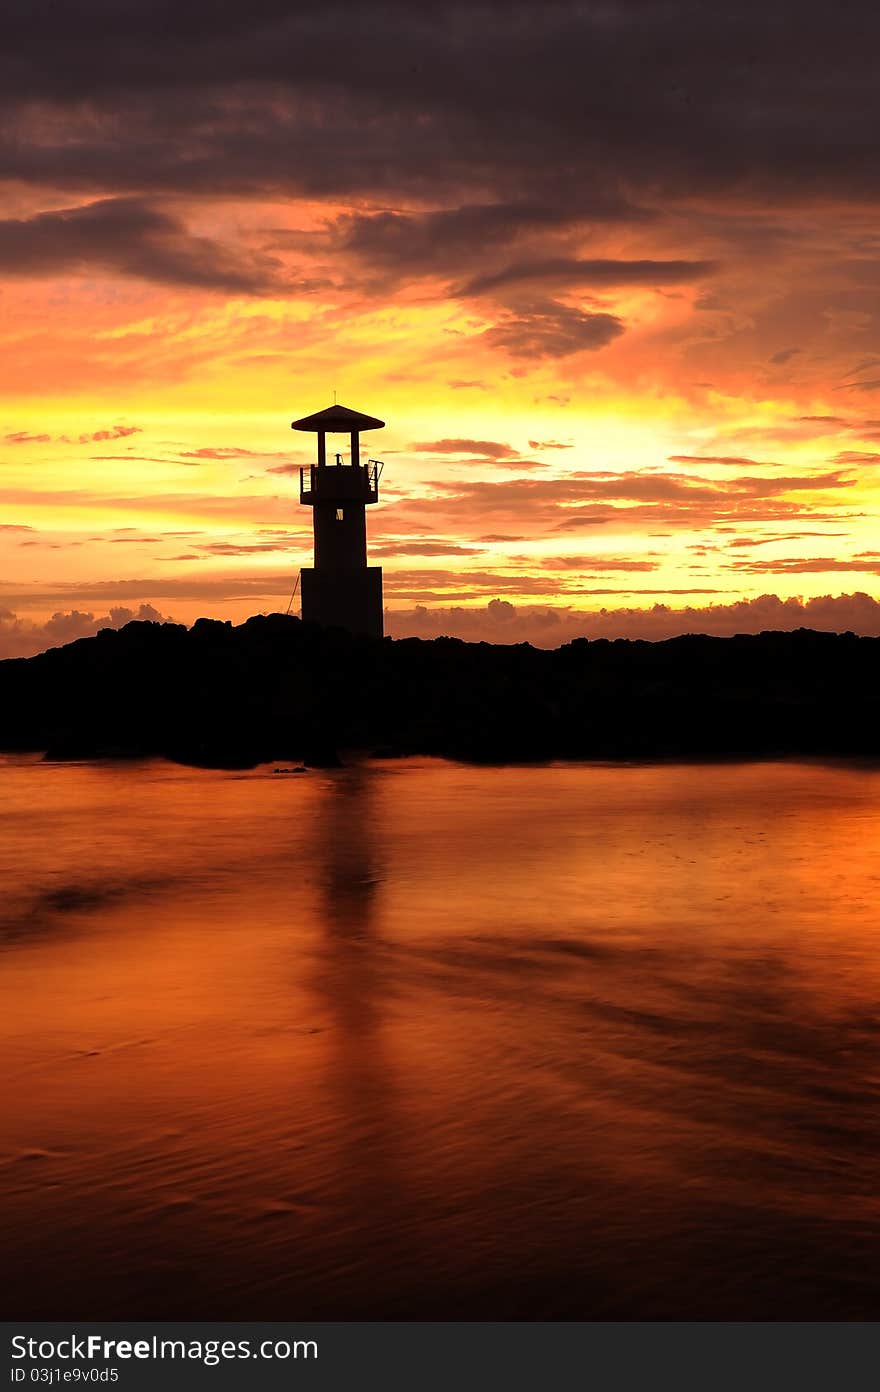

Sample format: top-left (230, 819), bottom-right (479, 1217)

top-left (2, 0), bottom-right (880, 655)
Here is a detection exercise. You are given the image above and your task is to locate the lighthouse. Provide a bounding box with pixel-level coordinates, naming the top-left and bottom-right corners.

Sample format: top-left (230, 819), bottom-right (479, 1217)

top-left (293, 403), bottom-right (385, 639)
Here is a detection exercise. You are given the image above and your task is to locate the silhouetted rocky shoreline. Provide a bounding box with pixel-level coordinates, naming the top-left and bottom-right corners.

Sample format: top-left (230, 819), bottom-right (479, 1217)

top-left (0, 613), bottom-right (878, 768)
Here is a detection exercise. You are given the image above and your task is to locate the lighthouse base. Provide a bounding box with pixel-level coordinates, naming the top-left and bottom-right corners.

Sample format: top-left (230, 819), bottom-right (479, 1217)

top-left (300, 566), bottom-right (383, 639)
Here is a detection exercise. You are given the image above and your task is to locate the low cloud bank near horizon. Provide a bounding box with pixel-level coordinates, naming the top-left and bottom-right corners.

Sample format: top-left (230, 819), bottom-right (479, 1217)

top-left (2, 593), bottom-right (880, 660)
top-left (0, 603), bottom-right (171, 660)
top-left (385, 592), bottom-right (880, 646)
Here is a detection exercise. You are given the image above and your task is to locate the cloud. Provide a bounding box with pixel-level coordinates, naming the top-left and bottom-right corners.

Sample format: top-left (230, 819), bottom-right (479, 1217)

top-left (404, 439), bottom-right (546, 470)
top-left (668, 454), bottom-right (779, 468)
top-left (724, 531), bottom-right (847, 548)
top-left (721, 421), bottom-right (850, 445)
top-left (0, 574), bottom-right (298, 608)
top-left (371, 540), bottom-right (485, 557)
top-left (375, 467), bottom-right (863, 540)
top-left (5, 425), bottom-right (142, 445)
top-left (6, 588), bottom-right (880, 658)
top-left (841, 378), bottom-right (880, 392)
top-left (71, 426), bottom-right (142, 444)
top-left (385, 592), bottom-right (880, 646)
top-left (0, 603), bottom-right (171, 659)
top-left (0, 198), bottom-right (289, 294)
top-left (4, 4), bottom-right (880, 251)
top-left (459, 257), bottom-right (717, 298)
top-left (481, 302), bottom-right (625, 359)
top-left (537, 556), bottom-right (658, 572)
top-left (106, 535), bottom-right (164, 544)
top-left (410, 439), bottom-right (516, 458)
top-left (178, 446), bottom-right (293, 461)
top-left (0, 486), bottom-right (299, 525)
top-left (193, 540), bottom-right (301, 556)
top-left (424, 468), bottom-right (855, 509)
top-left (730, 556), bottom-right (880, 575)
top-left (322, 197), bottom-right (653, 278)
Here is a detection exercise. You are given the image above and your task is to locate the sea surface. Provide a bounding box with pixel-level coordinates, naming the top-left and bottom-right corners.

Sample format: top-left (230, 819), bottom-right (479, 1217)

top-left (2, 754), bottom-right (879, 1319)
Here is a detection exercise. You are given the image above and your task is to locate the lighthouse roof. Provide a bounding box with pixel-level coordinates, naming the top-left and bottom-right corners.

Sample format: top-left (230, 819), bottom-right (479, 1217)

top-left (291, 403), bottom-right (385, 433)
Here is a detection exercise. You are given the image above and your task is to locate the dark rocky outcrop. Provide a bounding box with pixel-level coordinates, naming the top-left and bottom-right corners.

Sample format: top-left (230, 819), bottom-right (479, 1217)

top-left (0, 613), bottom-right (878, 767)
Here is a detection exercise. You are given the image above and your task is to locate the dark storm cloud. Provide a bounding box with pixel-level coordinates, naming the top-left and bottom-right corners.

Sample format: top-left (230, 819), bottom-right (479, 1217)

top-left (0, 198), bottom-right (288, 293)
top-left (2, 3), bottom-right (879, 198)
top-left (3, 3), bottom-right (879, 227)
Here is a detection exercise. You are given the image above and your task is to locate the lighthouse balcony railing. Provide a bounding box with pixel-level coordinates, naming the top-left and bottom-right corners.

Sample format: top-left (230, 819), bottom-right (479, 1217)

top-left (299, 459), bottom-right (383, 504)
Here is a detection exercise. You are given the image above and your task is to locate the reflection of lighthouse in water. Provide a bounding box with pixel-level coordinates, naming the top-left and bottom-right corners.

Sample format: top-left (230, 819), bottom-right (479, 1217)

top-left (307, 768), bottom-right (393, 1165)
top-left (299, 767), bottom-right (433, 1315)
top-left (317, 766), bottom-right (384, 946)
top-left (293, 403), bottom-right (385, 638)
top-left (308, 768), bottom-right (404, 1226)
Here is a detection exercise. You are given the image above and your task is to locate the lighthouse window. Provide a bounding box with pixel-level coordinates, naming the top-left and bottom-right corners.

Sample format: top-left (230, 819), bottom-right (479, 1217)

top-left (335, 508), bottom-right (344, 521)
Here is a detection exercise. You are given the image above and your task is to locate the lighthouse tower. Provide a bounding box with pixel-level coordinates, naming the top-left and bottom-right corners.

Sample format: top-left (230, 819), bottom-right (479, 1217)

top-left (293, 403), bottom-right (385, 638)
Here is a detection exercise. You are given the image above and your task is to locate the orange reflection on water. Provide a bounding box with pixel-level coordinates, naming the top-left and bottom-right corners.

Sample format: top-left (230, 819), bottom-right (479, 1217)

top-left (2, 756), bottom-right (880, 1317)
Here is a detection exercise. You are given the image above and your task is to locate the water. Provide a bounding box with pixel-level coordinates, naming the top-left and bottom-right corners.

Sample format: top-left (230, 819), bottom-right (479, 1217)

top-left (2, 754), bottom-right (879, 1318)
